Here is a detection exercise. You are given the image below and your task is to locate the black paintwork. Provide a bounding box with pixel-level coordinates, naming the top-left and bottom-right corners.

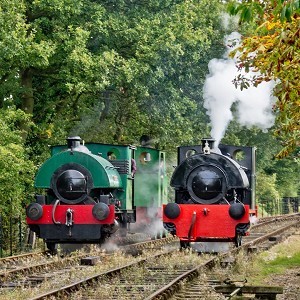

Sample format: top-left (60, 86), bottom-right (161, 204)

top-left (172, 140), bottom-right (256, 206)
top-left (51, 163), bottom-right (93, 204)
top-left (31, 224), bottom-right (104, 243)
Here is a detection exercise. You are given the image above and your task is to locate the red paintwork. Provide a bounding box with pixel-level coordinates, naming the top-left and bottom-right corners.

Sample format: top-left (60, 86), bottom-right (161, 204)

top-left (26, 205), bottom-right (115, 225)
top-left (163, 204), bottom-right (250, 242)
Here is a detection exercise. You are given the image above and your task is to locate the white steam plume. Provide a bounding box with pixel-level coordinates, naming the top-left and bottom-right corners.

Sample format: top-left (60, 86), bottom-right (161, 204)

top-left (203, 32), bottom-right (276, 146)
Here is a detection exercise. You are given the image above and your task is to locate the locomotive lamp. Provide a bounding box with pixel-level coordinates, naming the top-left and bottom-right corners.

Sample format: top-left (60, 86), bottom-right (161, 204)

top-left (201, 138), bottom-right (215, 154)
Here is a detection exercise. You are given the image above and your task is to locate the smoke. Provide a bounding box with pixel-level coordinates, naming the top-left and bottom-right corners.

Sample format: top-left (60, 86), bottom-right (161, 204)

top-left (250, 215), bottom-right (258, 225)
top-left (102, 239), bottom-right (120, 252)
top-left (203, 32), bottom-right (276, 146)
top-left (129, 205), bottom-right (165, 238)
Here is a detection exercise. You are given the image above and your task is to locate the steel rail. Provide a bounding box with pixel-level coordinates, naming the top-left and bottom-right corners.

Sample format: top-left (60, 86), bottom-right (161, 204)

top-left (0, 251), bottom-right (45, 264)
top-left (145, 219), bottom-right (300, 299)
top-left (0, 236), bottom-right (176, 284)
top-left (28, 249), bottom-right (176, 300)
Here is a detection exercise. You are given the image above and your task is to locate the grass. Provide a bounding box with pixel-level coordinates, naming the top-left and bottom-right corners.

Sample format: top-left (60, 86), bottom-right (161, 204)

top-left (258, 252), bottom-right (300, 276)
top-left (242, 232), bottom-right (300, 285)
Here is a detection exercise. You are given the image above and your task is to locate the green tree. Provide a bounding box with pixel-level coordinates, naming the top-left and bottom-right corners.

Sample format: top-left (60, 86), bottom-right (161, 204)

top-left (71, 0), bottom-right (225, 149)
top-left (256, 171), bottom-right (281, 215)
top-left (265, 159), bottom-right (299, 198)
top-left (1, 0), bottom-right (226, 155)
top-left (0, 107), bottom-right (35, 252)
top-left (227, 0), bottom-right (300, 158)
top-left (0, 0), bottom-right (115, 140)
top-left (0, 108), bottom-right (35, 210)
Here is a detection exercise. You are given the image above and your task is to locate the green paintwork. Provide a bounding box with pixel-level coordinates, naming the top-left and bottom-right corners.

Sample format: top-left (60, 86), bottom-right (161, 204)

top-left (40, 142), bottom-right (168, 211)
top-left (50, 143), bottom-right (135, 211)
top-left (35, 150), bottom-right (122, 189)
top-left (85, 143), bottom-right (134, 211)
top-left (134, 147), bottom-right (168, 207)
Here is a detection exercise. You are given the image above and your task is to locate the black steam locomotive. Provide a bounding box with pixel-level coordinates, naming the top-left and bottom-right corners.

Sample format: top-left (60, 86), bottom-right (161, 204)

top-left (163, 138), bottom-right (257, 250)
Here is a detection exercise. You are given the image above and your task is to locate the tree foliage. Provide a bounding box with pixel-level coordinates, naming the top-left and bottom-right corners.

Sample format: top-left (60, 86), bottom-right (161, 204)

top-left (221, 120), bottom-right (299, 211)
top-left (227, 0), bottom-right (300, 158)
top-left (67, 0), bottom-right (225, 149)
top-left (256, 171), bottom-right (281, 215)
top-left (0, 107), bottom-right (35, 215)
top-left (0, 0), bottom-right (225, 154)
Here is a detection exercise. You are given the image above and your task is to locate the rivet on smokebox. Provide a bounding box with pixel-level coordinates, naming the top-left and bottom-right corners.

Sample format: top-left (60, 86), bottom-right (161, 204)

top-left (202, 208), bottom-right (210, 216)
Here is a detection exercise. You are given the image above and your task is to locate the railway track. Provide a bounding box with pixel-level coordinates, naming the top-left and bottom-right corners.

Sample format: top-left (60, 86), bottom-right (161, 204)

top-left (0, 232), bottom-right (165, 281)
top-left (0, 251), bottom-right (46, 270)
top-left (243, 213), bottom-right (300, 247)
top-left (149, 215), bottom-right (300, 300)
top-left (0, 236), bottom-right (177, 299)
top-left (255, 212), bottom-right (300, 226)
top-left (6, 214), bottom-right (297, 300)
top-left (0, 250), bottom-right (94, 286)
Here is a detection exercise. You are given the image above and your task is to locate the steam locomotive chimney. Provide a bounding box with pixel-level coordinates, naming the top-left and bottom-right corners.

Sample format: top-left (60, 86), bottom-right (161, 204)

top-left (67, 136), bottom-right (82, 150)
top-left (201, 138), bottom-right (215, 154)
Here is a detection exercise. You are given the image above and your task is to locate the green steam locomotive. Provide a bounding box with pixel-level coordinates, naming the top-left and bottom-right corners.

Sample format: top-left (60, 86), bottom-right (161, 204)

top-left (26, 136), bottom-right (168, 252)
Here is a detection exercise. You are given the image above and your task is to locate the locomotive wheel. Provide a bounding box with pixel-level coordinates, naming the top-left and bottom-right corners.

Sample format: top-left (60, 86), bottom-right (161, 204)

top-left (180, 241), bottom-right (190, 249)
top-left (118, 213), bottom-right (128, 237)
top-left (46, 242), bottom-right (58, 255)
top-left (234, 234), bottom-right (242, 247)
